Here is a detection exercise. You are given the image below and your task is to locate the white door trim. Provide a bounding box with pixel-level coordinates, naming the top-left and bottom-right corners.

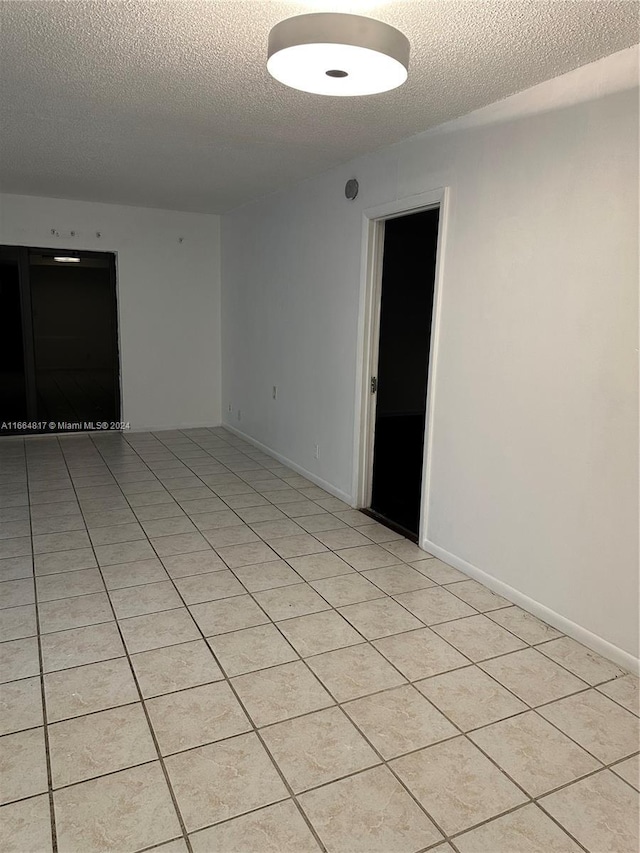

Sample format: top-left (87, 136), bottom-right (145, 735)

top-left (352, 187), bottom-right (450, 547)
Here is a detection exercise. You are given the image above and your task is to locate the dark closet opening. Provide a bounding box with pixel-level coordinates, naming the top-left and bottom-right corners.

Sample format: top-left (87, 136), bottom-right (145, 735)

top-left (367, 207), bottom-right (440, 540)
top-left (0, 247), bottom-right (120, 435)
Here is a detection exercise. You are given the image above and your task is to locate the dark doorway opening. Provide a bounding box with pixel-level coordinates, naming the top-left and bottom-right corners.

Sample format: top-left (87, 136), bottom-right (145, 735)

top-left (0, 248), bottom-right (30, 424)
top-left (368, 207), bottom-right (440, 540)
top-left (0, 247), bottom-right (120, 435)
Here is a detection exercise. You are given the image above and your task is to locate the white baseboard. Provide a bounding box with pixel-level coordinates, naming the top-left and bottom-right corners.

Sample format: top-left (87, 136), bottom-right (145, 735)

top-left (223, 423), bottom-right (354, 504)
top-left (222, 429), bottom-right (639, 675)
top-left (127, 422), bottom-right (222, 432)
top-left (421, 537), bottom-right (640, 676)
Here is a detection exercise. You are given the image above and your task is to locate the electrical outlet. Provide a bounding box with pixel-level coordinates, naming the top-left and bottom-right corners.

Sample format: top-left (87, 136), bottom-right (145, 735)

top-left (314, 444), bottom-right (319, 460)
top-left (228, 403), bottom-right (232, 413)
top-left (237, 409), bottom-right (241, 421)
top-left (272, 385), bottom-right (277, 400)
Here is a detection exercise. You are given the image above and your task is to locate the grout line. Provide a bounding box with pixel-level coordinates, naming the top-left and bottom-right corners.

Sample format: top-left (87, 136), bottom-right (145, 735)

top-left (89, 429), bottom-right (640, 841)
top-left (114, 431), bottom-right (330, 852)
top-left (53, 440), bottom-right (196, 853)
top-left (23, 439), bottom-right (59, 853)
top-left (1, 428), bottom-right (637, 853)
top-left (87, 429), bottom-right (328, 849)
top-left (89, 433), bottom-right (593, 847)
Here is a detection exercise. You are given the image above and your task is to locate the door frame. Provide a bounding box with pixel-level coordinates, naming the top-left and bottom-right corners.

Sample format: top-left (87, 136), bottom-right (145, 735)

top-left (352, 187), bottom-right (450, 547)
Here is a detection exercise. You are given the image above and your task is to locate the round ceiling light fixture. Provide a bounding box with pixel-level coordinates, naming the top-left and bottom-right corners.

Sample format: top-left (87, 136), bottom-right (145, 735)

top-left (267, 13), bottom-right (410, 97)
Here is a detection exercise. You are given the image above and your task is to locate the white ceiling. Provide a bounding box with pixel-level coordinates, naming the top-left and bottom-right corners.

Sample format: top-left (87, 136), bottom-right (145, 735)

top-left (0, 1), bottom-right (637, 213)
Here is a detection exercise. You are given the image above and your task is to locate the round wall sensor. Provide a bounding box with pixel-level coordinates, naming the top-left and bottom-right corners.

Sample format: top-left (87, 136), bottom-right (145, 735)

top-left (345, 178), bottom-right (359, 200)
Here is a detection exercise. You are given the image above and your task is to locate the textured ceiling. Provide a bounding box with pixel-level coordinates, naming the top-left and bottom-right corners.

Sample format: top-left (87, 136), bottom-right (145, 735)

top-left (0, 1), bottom-right (637, 213)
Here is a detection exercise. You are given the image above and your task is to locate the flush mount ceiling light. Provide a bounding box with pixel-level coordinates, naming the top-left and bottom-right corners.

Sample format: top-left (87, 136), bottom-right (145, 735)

top-left (53, 256), bottom-right (80, 262)
top-left (267, 13), bottom-right (410, 96)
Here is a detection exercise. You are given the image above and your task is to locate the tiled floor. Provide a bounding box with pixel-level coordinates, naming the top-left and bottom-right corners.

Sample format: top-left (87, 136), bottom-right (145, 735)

top-left (0, 427), bottom-right (638, 853)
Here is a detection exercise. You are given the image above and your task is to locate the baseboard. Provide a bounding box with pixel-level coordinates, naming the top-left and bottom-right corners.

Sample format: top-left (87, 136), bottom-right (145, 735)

top-left (5, 423), bottom-right (224, 441)
top-left (223, 423), bottom-right (354, 505)
top-left (127, 422), bottom-right (222, 432)
top-left (421, 537), bottom-right (640, 676)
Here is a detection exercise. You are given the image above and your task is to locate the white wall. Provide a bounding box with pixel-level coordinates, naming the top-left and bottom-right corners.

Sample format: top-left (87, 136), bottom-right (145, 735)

top-left (222, 48), bottom-right (639, 666)
top-left (0, 194), bottom-right (221, 429)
